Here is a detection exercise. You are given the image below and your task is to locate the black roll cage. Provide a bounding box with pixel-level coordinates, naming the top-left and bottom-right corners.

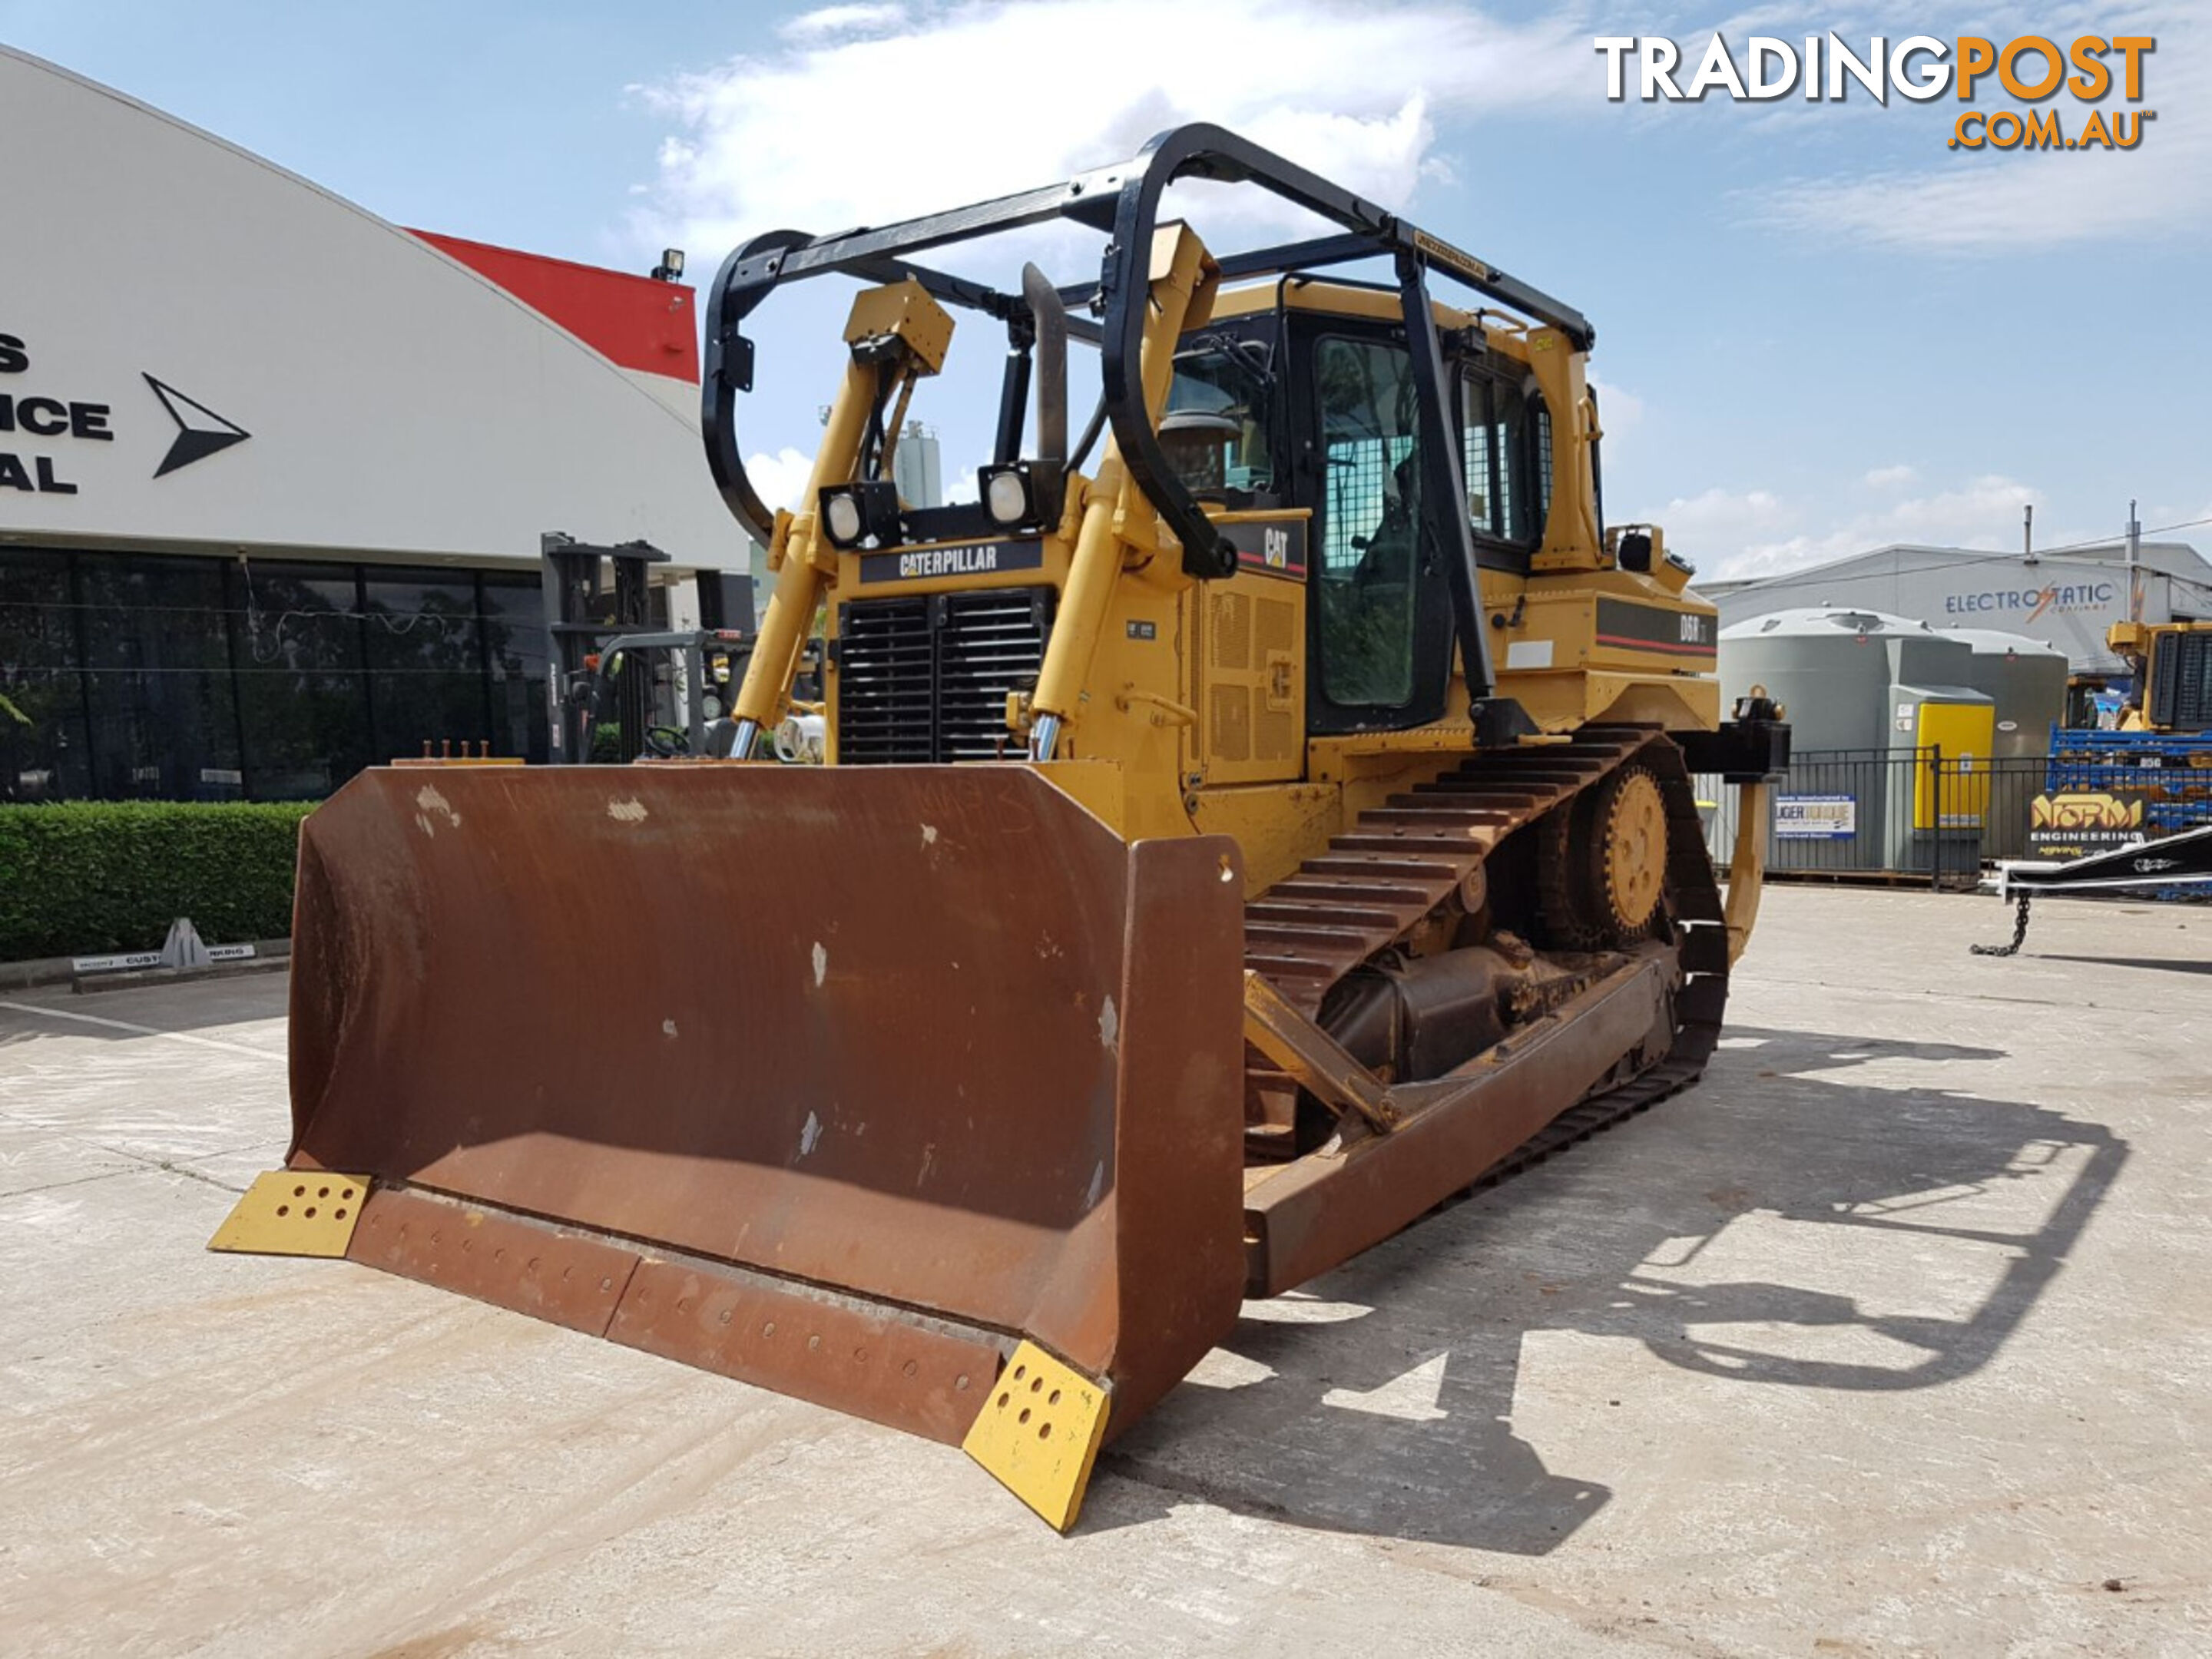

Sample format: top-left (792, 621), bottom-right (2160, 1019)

top-left (700, 122), bottom-right (1593, 717)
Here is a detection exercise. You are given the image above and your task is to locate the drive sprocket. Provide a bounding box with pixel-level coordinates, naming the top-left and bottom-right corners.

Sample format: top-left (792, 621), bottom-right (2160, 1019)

top-left (1541, 763), bottom-right (1671, 949)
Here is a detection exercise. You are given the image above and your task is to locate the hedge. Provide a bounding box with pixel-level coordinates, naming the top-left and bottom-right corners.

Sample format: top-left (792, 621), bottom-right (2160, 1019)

top-left (0, 801), bottom-right (316, 962)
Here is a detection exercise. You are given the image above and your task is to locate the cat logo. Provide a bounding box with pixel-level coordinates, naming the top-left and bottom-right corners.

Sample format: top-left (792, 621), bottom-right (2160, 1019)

top-left (1263, 527), bottom-right (1289, 569)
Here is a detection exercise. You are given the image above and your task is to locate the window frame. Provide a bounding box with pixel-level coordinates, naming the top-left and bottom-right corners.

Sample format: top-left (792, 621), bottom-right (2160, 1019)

top-left (1457, 363), bottom-right (1548, 568)
top-left (1291, 319), bottom-right (1456, 737)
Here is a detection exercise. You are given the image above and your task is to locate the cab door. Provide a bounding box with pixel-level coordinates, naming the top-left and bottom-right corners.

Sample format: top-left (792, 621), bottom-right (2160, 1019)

top-left (1292, 326), bottom-right (1456, 736)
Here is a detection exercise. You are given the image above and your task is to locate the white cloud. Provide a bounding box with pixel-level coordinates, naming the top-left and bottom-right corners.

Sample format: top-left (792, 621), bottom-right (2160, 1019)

top-left (1591, 377), bottom-right (1644, 433)
top-left (746, 445), bottom-right (816, 512)
top-left (631, 0), bottom-right (1588, 257)
top-left (1681, 472), bottom-right (2058, 579)
top-left (1750, 2), bottom-right (2208, 252)
top-left (778, 4), bottom-right (909, 41)
top-left (1658, 485), bottom-right (1790, 538)
top-left (1863, 463), bottom-right (1916, 488)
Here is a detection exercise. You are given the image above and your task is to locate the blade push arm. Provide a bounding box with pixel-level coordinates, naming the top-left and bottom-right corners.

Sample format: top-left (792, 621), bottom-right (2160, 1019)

top-left (728, 280), bottom-right (955, 752)
top-left (1028, 223), bottom-right (1217, 760)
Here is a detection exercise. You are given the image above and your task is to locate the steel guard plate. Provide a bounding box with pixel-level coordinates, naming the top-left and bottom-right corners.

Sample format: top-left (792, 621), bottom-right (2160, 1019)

top-left (286, 763), bottom-right (1248, 1433)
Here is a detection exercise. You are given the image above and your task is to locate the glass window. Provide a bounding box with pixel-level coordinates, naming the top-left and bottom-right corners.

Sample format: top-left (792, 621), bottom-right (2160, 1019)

top-left (1163, 341), bottom-right (1276, 499)
top-left (78, 555), bottom-right (230, 673)
top-left (480, 571), bottom-right (551, 763)
top-left (75, 556), bottom-right (243, 800)
top-left (230, 561), bottom-right (370, 800)
top-left (1316, 336), bottom-right (1421, 708)
top-left (0, 550), bottom-right (92, 800)
top-left (0, 670), bottom-right (91, 801)
top-left (1493, 387), bottom-right (1532, 544)
top-left (1459, 376), bottom-right (1496, 538)
top-left (363, 568), bottom-right (488, 762)
top-left (1533, 399), bottom-right (1554, 530)
top-left (0, 551), bottom-right (575, 800)
top-left (0, 548), bottom-right (78, 669)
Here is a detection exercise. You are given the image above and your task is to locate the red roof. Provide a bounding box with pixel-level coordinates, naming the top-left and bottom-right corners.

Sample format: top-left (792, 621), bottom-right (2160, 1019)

top-left (411, 230), bottom-right (699, 386)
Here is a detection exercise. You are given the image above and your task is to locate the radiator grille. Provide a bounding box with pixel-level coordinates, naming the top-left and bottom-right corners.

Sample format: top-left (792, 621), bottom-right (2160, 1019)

top-left (1210, 591), bottom-right (1252, 671)
top-left (836, 588), bottom-right (1055, 764)
top-left (1210, 684), bottom-right (1251, 761)
top-left (2151, 631), bottom-right (2212, 731)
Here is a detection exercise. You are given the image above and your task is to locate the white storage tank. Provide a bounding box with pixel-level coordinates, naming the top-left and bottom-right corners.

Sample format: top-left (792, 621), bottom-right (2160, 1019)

top-left (1720, 608), bottom-right (1995, 877)
top-left (1932, 627), bottom-right (2069, 760)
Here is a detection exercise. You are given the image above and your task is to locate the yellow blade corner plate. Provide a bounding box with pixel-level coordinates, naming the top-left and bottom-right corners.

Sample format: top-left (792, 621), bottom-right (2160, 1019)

top-left (961, 1339), bottom-right (1111, 1532)
top-left (207, 1171), bottom-right (373, 1257)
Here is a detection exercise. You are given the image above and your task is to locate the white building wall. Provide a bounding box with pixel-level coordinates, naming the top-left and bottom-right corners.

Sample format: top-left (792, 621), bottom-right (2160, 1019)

top-left (0, 47), bottom-right (743, 572)
top-left (1710, 541), bottom-right (2211, 674)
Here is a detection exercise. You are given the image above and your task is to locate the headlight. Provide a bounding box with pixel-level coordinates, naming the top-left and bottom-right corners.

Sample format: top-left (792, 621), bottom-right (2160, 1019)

top-left (821, 488), bottom-right (866, 548)
top-left (818, 480), bottom-right (902, 550)
top-left (981, 465), bottom-right (1034, 528)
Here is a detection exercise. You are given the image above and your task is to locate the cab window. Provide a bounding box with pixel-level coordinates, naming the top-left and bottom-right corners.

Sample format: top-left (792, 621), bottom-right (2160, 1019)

top-left (1161, 340), bottom-right (1276, 503)
top-left (1316, 336), bottom-right (1421, 708)
top-left (1459, 371), bottom-right (1545, 548)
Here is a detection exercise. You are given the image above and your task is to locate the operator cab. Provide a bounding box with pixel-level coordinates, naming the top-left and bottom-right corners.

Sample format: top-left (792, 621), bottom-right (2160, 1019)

top-left (1165, 283), bottom-right (1566, 736)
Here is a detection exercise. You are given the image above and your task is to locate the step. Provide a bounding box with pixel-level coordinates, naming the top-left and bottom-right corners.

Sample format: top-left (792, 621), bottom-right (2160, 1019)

top-left (1243, 920), bottom-right (1392, 953)
top-left (1360, 806), bottom-right (1512, 829)
top-left (1245, 899), bottom-right (1406, 930)
top-left (1298, 855), bottom-right (1460, 881)
top-left (1330, 832), bottom-right (1489, 856)
top-left (1406, 780), bottom-right (1550, 803)
top-left (1243, 952), bottom-right (1345, 983)
top-left (1267, 876), bottom-right (1439, 907)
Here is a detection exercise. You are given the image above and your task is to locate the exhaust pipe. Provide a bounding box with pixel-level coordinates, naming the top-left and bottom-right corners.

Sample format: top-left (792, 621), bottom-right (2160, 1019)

top-left (1022, 263), bottom-right (1068, 468)
top-left (1022, 263), bottom-right (1068, 532)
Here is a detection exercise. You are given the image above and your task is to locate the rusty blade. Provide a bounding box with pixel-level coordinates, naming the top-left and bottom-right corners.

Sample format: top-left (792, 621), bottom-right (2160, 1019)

top-left (608, 1255), bottom-right (1005, 1445)
top-left (348, 1185), bottom-right (639, 1335)
top-left (289, 763), bottom-right (1247, 1436)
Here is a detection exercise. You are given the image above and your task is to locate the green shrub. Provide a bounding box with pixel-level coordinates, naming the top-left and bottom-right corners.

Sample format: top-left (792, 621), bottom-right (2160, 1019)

top-left (0, 801), bottom-right (316, 962)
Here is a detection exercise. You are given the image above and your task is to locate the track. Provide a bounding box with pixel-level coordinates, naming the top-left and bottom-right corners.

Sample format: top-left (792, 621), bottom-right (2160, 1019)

top-left (1240, 723), bottom-right (1731, 1188)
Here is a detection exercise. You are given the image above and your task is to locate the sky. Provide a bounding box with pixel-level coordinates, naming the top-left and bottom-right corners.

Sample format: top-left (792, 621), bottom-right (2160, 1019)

top-left (6, 0), bottom-right (2205, 579)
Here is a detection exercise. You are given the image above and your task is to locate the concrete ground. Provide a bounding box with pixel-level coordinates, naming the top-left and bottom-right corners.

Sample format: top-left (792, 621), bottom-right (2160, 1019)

top-left (1, 886), bottom-right (2207, 1658)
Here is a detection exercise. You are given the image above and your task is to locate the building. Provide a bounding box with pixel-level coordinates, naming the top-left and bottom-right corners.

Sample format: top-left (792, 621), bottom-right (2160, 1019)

top-left (891, 420), bottom-right (944, 511)
top-left (1701, 540), bottom-right (2211, 677)
top-left (0, 46), bottom-right (742, 803)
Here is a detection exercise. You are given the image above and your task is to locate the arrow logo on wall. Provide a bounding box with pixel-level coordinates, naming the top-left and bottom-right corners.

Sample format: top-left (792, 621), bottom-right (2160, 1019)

top-left (143, 374), bottom-right (251, 477)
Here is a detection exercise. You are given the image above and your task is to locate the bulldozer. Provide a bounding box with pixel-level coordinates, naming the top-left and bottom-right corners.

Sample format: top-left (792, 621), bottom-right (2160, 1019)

top-left (211, 126), bottom-right (1786, 1531)
top-left (2108, 618), bottom-right (2212, 733)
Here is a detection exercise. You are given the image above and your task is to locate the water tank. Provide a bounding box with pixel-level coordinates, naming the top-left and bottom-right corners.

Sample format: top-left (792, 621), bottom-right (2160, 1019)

top-left (1721, 608), bottom-right (1896, 751)
top-left (1932, 627), bottom-right (2069, 760)
top-left (1719, 608), bottom-right (1994, 876)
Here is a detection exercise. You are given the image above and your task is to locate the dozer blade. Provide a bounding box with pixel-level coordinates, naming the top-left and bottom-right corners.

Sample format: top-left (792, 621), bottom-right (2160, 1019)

top-left (273, 763), bottom-right (1249, 1528)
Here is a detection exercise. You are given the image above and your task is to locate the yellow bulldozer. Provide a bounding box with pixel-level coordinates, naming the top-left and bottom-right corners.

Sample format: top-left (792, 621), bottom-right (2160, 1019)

top-left (2108, 618), bottom-right (2212, 732)
top-left (212, 125), bottom-right (1786, 1530)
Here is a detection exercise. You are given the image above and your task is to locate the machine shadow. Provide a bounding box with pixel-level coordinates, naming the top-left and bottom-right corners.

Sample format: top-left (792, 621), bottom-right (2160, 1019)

top-left (1091, 1026), bottom-right (2127, 1551)
top-left (2035, 953), bottom-right (2212, 977)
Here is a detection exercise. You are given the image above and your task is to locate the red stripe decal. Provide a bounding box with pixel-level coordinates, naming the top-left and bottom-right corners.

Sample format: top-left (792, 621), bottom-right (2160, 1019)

top-left (1594, 634), bottom-right (1717, 656)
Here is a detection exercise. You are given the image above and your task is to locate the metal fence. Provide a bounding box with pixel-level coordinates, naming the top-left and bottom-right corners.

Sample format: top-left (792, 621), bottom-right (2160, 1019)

top-left (1698, 747), bottom-right (2052, 887)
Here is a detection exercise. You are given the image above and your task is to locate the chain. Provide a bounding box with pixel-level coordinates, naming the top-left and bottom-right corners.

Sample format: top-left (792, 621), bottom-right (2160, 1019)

top-left (1970, 892), bottom-right (2034, 957)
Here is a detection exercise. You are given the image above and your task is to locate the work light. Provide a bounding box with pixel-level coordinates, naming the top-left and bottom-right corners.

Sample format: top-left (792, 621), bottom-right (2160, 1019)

top-left (981, 465), bottom-right (1034, 528)
top-left (818, 481), bottom-right (901, 549)
top-left (823, 489), bottom-right (866, 546)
